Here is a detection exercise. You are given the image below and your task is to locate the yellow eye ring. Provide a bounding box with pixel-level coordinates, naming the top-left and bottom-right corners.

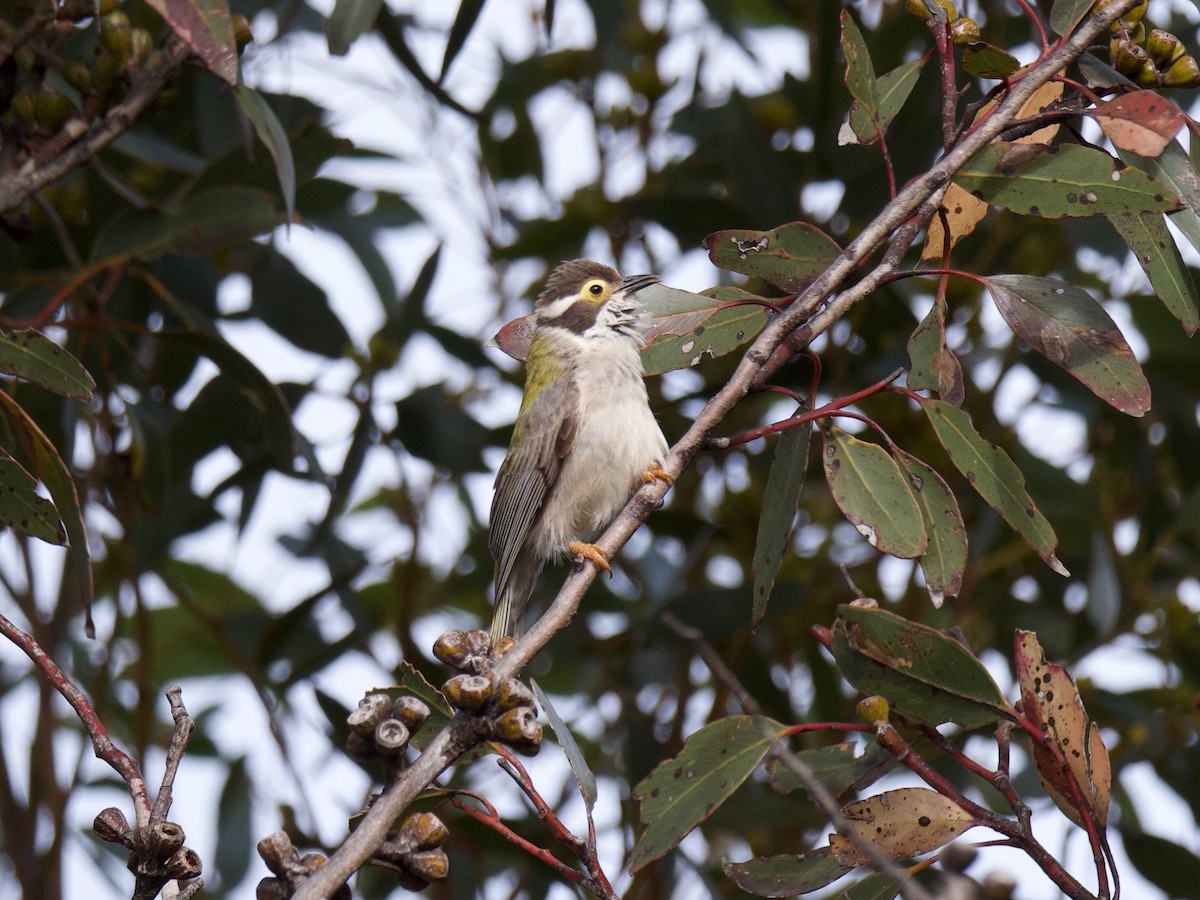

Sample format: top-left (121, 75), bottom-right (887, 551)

top-left (582, 279), bottom-right (610, 301)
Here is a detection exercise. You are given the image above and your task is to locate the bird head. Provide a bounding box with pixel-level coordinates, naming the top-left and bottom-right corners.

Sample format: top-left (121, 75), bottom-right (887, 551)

top-left (531, 259), bottom-right (659, 340)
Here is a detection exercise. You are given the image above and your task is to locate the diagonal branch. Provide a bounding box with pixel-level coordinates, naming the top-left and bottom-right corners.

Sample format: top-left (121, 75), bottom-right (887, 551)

top-left (291, 3), bottom-right (1141, 896)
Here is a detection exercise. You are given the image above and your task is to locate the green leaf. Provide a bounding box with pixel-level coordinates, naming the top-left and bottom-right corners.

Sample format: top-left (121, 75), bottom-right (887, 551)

top-left (894, 451), bottom-right (966, 607)
top-left (954, 143), bottom-right (1179, 217)
top-left (144, 0), bottom-right (238, 84)
top-left (766, 741), bottom-right (894, 797)
top-left (215, 757), bottom-right (253, 889)
top-left (1050, 0), bottom-right (1095, 35)
top-left (1108, 213), bottom-right (1199, 336)
top-left (838, 872), bottom-right (900, 900)
top-left (326, 0), bottom-right (383, 55)
top-left (1121, 141), bottom-right (1200, 260)
top-left (985, 274), bottom-right (1151, 416)
top-left (0, 390), bottom-right (93, 634)
top-left (724, 848), bottom-right (849, 897)
top-left (439, 0), bottom-right (485, 82)
top-left (0, 330), bottom-right (94, 400)
top-left (532, 681), bottom-right (597, 813)
top-left (90, 186), bottom-right (287, 264)
top-left (822, 427), bottom-right (926, 559)
top-left (631, 715), bottom-right (787, 872)
top-left (704, 222), bottom-right (841, 293)
top-left (847, 59), bottom-right (923, 145)
top-left (640, 286), bottom-right (769, 376)
top-left (961, 42), bottom-right (1020, 79)
top-left (831, 605), bottom-right (1010, 729)
top-left (839, 12), bottom-right (878, 117)
top-left (751, 420), bottom-right (811, 630)
top-left (906, 302), bottom-right (963, 405)
top-left (0, 452), bottom-right (64, 544)
top-left (393, 386), bottom-right (490, 474)
top-left (920, 399), bottom-right (1068, 576)
top-left (233, 85), bottom-right (297, 224)
top-left (248, 248), bottom-right (352, 358)
top-left (1124, 833), bottom-right (1200, 898)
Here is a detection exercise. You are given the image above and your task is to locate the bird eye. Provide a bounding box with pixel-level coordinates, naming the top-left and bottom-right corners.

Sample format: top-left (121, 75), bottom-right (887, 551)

top-left (588, 282), bottom-right (604, 296)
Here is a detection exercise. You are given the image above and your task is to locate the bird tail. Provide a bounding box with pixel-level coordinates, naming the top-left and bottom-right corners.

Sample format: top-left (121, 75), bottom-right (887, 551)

top-left (490, 555), bottom-right (544, 642)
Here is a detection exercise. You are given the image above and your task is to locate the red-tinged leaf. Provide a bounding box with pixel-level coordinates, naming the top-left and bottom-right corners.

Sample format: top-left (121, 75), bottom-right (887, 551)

top-left (1014, 631), bottom-right (1112, 829)
top-left (1087, 91), bottom-right (1187, 158)
top-left (954, 143), bottom-right (1179, 217)
top-left (985, 274), bottom-right (1151, 416)
top-left (144, 0), bottom-right (238, 84)
top-left (725, 848), bottom-right (849, 897)
top-left (705, 221), bottom-right (841, 293)
top-left (832, 605), bottom-right (1010, 729)
top-left (489, 314), bottom-right (534, 360)
top-left (631, 716), bottom-right (787, 872)
top-left (0, 451), bottom-right (64, 544)
top-left (961, 42), bottom-right (1020, 79)
top-left (0, 330), bottom-right (94, 400)
top-left (895, 450), bottom-right (966, 607)
top-left (921, 399), bottom-right (1068, 576)
top-left (752, 419), bottom-right (811, 630)
top-left (829, 788), bottom-right (976, 866)
top-left (822, 428), bottom-right (926, 559)
top-left (0, 389), bottom-right (93, 634)
top-left (1109, 212), bottom-right (1199, 335)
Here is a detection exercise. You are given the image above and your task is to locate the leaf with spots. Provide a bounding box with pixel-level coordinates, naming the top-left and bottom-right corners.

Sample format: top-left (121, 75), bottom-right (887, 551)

top-left (895, 450), bottom-right (966, 607)
top-left (704, 221), bottom-right (841, 293)
top-left (631, 715), bottom-right (787, 872)
top-left (639, 286), bottom-right (770, 376)
top-left (0, 451), bottom-right (64, 545)
top-left (1014, 631), bottom-right (1112, 829)
top-left (1108, 212), bottom-right (1199, 336)
top-left (822, 427), bottom-right (927, 560)
top-left (953, 143), bottom-right (1179, 218)
top-left (906, 301), bottom-right (964, 405)
top-left (839, 11), bottom-right (878, 123)
top-left (145, 0), bottom-right (238, 84)
top-left (921, 399), bottom-right (1068, 576)
top-left (961, 42), bottom-right (1020, 79)
top-left (985, 274), bottom-right (1151, 417)
top-left (828, 788), bottom-right (976, 866)
top-left (724, 847), bottom-right (850, 897)
top-left (0, 330), bottom-right (94, 400)
top-left (1086, 91), bottom-right (1187, 159)
top-left (751, 417), bottom-right (811, 631)
top-left (831, 604), bottom-right (1010, 729)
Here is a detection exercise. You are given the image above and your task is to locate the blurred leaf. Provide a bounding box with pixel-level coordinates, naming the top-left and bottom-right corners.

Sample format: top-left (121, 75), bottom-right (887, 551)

top-left (838, 872), bottom-right (900, 899)
top-left (846, 59), bottom-right (922, 145)
top-left (248, 247), bottom-right (352, 358)
top-left (1087, 92), bottom-right (1187, 158)
top-left (215, 757), bottom-right (253, 890)
top-left (894, 450), bottom-right (966, 606)
top-left (0, 451), bottom-right (64, 544)
top-left (921, 399), bottom-right (1068, 576)
top-left (954, 143), bottom-right (1179, 217)
top-left (1086, 531), bottom-right (1120, 635)
top-left (532, 681), bottom-right (597, 813)
top-left (393, 386), bottom-right (490, 474)
top-left (822, 427), bottom-right (926, 559)
top-left (1123, 833), bottom-right (1200, 898)
top-left (829, 788), bottom-right (975, 866)
top-left (631, 716), bottom-right (786, 872)
top-left (327, 0), bottom-right (383, 55)
top-left (0, 330), bottom-right (94, 400)
top-left (704, 222), bottom-right (841, 293)
top-left (831, 605), bottom-right (1009, 729)
top-left (1121, 140), bottom-right (1200, 260)
top-left (145, 0), bottom-right (238, 84)
top-left (1050, 0), bottom-right (1094, 35)
top-left (752, 419), bottom-right (811, 630)
top-left (234, 85), bottom-right (297, 223)
top-left (375, 11), bottom-right (475, 117)
top-left (766, 741), bottom-right (894, 798)
top-left (1108, 212), bottom-right (1199, 336)
top-left (985, 274), bottom-right (1151, 416)
top-left (380, 245), bottom-right (441, 343)
top-left (0, 389), bottom-right (92, 634)
top-left (839, 12), bottom-right (878, 120)
top-left (961, 43), bottom-right (1020, 79)
top-left (440, 0), bottom-right (485, 82)
top-left (90, 187), bottom-right (287, 264)
top-left (725, 847), bottom-right (849, 897)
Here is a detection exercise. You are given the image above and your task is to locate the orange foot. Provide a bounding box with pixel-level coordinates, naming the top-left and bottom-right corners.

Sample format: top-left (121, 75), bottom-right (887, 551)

top-left (567, 540), bottom-right (612, 576)
top-left (640, 466), bottom-right (674, 486)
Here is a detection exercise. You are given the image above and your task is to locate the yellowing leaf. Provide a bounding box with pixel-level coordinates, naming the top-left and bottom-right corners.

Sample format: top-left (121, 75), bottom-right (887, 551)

top-left (1087, 91), bottom-right (1187, 159)
top-left (829, 788), bottom-right (976, 866)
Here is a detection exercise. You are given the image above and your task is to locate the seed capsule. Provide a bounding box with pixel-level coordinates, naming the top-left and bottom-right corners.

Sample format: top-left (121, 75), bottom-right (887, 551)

top-left (392, 696), bottom-right (430, 731)
top-left (495, 706), bottom-right (542, 755)
top-left (433, 629), bottom-right (471, 667)
top-left (442, 674), bottom-right (492, 712)
top-left (1163, 55), bottom-right (1200, 88)
top-left (493, 677), bottom-right (534, 711)
top-left (399, 811), bottom-right (448, 849)
top-left (347, 693), bottom-right (392, 735)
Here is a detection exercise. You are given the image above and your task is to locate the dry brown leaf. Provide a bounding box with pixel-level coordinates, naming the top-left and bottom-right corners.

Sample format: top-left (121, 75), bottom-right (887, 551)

top-left (1088, 91), bottom-right (1188, 158)
top-left (829, 787), bottom-right (976, 866)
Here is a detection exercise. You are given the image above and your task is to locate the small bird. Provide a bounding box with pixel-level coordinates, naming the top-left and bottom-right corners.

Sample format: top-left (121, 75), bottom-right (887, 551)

top-left (489, 259), bottom-right (671, 639)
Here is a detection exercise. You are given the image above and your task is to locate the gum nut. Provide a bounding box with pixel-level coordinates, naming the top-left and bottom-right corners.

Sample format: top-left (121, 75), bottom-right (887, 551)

top-left (950, 17), bottom-right (980, 45)
top-left (855, 695), bottom-right (891, 725)
top-left (257, 832), bottom-right (299, 876)
top-left (256, 879), bottom-right (289, 900)
top-left (464, 628), bottom-right (493, 657)
top-left (442, 674), bottom-right (493, 712)
top-left (400, 812), bottom-right (449, 849)
top-left (433, 629), bottom-right (471, 666)
top-left (392, 696), bottom-right (431, 730)
top-left (494, 677), bottom-right (534, 711)
top-left (93, 807), bottom-right (131, 844)
top-left (395, 869), bottom-right (429, 892)
top-left (1147, 30), bottom-right (1187, 68)
top-left (346, 731), bottom-right (377, 761)
top-left (1164, 55), bottom-right (1200, 88)
top-left (373, 718), bottom-right (411, 754)
top-left (347, 693), bottom-right (392, 734)
top-left (407, 849), bottom-right (450, 882)
top-left (496, 706), bottom-right (543, 754)
top-left (492, 635), bottom-right (517, 656)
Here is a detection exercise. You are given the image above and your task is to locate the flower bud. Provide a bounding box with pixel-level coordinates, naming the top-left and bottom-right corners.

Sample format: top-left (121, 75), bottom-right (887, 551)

top-left (950, 17), bottom-right (980, 45)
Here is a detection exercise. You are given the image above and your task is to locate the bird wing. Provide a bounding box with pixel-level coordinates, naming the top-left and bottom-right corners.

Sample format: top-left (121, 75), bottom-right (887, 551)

top-left (489, 374), bottom-right (579, 596)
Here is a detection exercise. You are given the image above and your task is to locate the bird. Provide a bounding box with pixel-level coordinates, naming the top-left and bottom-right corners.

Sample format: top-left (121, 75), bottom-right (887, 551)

top-left (489, 259), bottom-right (671, 640)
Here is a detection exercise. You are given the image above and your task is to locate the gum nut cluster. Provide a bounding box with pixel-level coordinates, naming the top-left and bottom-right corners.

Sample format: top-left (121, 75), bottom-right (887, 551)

top-left (370, 811), bottom-right (451, 891)
top-left (345, 692), bottom-right (432, 764)
top-left (93, 807), bottom-right (202, 889)
top-left (434, 628), bottom-right (543, 756)
top-left (256, 832), bottom-right (350, 900)
top-left (1101, 0), bottom-right (1200, 88)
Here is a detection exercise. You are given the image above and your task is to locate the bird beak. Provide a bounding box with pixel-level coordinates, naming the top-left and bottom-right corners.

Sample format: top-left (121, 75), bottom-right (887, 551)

top-left (619, 273), bottom-right (660, 295)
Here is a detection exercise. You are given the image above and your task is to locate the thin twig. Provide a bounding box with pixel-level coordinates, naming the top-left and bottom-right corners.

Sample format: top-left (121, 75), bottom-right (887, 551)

top-left (150, 686), bottom-right (195, 825)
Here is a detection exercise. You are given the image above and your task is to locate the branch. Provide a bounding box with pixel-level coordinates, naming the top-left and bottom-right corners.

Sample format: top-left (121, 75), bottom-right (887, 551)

top-left (0, 36), bottom-right (194, 215)
top-left (292, 4), bottom-right (1141, 896)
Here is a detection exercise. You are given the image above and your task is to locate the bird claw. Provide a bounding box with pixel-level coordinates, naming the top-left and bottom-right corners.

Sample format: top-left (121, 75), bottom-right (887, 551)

top-left (567, 541), bottom-right (612, 577)
top-left (640, 466), bottom-right (673, 486)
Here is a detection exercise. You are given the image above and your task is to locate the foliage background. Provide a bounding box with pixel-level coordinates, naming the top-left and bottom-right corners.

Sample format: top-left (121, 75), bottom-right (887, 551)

top-left (2, 0), bottom-right (1200, 897)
